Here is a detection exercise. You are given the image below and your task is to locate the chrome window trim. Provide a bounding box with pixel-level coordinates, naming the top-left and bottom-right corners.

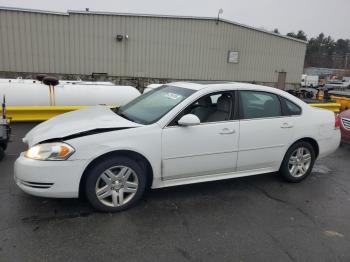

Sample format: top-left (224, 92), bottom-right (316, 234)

top-left (163, 90), bottom-right (236, 129)
top-left (239, 115), bottom-right (302, 122)
top-left (164, 119), bottom-right (239, 129)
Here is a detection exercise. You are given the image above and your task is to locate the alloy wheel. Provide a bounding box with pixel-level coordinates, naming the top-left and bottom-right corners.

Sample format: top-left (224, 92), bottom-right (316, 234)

top-left (288, 147), bottom-right (312, 178)
top-left (95, 165), bottom-right (139, 207)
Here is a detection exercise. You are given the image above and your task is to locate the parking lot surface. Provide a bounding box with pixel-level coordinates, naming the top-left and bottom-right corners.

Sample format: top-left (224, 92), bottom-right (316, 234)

top-left (1, 123), bottom-right (350, 262)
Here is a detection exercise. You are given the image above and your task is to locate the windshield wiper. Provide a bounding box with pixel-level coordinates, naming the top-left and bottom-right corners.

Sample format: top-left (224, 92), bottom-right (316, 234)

top-left (118, 112), bottom-right (132, 121)
top-left (114, 108), bottom-right (146, 125)
top-left (116, 109), bottom-right (138, 123)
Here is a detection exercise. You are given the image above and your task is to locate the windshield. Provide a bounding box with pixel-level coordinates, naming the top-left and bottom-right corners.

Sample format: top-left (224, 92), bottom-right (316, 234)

top-left (117, 85), bottom-right (195, 124)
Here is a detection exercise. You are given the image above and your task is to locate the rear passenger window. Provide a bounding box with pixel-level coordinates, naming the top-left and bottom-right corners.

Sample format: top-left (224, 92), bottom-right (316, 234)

top-left (240, 91), bottom-right (282, 119)
top-left (282, 98), bottom-right (302, 116)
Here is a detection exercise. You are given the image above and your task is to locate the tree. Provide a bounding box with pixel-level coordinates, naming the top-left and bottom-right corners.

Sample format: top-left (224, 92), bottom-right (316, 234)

top-left (296, 30), bottom-right (307, 41)
top-left (286, 30), bottom-right (350, 69)
top-left (286, 32), bottom-right (297, 38)
top-left (286, 30), bottom-right (307, 41)
top-left (273, 28), bottom-right (280, 34)
top-left (304, 33), bottom-right (350, 68)
top-left (335, 39), bottom-right (350, 54)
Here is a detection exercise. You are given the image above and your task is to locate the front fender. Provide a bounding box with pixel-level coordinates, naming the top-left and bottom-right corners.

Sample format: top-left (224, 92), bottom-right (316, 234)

top-left (67, 125), bottom-right (162, 181)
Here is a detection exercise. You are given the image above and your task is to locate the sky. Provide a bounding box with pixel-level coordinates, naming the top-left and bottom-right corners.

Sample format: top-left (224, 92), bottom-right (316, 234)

top-left (0, 0), bottom-right (349, 40)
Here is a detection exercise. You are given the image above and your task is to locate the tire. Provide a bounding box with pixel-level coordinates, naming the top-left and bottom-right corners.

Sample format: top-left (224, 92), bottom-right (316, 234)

top-left (84, 156), bottom-right (147, 212)
top-left (279, 141), bottom-right (316, 183)
top-left (0, 147), bottom-right (4, 161)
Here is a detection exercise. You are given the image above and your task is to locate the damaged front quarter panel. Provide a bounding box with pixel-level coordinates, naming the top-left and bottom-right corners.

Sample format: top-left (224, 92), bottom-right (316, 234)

top-left (38, 127), bottom-right (136, 144)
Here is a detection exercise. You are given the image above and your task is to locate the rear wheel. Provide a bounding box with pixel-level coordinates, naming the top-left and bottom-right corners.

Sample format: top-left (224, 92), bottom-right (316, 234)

top-left (84, 156), bottom-right (147, 212)
top-left (279, 142), bottom-right (316, 182)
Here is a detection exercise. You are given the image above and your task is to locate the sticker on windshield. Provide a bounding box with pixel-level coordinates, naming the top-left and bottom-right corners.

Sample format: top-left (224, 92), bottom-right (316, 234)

top-left (164, 92), bottom-right (183, 100)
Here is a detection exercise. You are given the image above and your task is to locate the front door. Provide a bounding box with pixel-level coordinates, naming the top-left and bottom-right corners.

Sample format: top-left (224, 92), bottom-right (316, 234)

top-left (161, 91), bottom-right (239, 180)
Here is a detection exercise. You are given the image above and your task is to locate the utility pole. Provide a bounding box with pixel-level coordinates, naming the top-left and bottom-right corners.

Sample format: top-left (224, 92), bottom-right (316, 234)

top-left (345, 53), bottom-right (350, 69)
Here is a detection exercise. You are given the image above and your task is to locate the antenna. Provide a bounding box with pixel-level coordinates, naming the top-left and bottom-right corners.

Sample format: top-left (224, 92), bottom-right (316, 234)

top-left (216, 8), bottom-right (224, 25)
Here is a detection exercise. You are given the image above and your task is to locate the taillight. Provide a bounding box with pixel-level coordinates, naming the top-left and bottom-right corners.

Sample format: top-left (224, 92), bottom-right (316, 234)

top-left (335, 114), bottom-right (341, 129)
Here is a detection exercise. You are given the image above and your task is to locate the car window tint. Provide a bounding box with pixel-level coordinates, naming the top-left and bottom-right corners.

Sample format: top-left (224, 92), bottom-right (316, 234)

top-left (283, 98), bottom-right (302, 115)
top-left (118, 85), bottom-right (195, 124)
top-left (240, 91), bottom-right (282, 119)
top-left (202, 93), bottom-right (233, 123)
top-left (169, 92), bottom-right (234, 125)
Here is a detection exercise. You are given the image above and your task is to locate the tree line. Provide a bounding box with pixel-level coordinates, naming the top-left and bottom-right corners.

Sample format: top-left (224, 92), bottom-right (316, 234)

top-left (273, 29), bottom-right (350, 69)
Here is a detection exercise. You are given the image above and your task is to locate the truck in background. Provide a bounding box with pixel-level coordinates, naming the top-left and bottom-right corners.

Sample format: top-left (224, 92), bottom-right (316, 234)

top-left (301, 74), bottom-right (319, 88)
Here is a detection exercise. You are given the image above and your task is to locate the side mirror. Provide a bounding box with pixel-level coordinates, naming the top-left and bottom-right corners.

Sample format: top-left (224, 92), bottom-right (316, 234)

top-left (178, 114), bottom-right (200, 126)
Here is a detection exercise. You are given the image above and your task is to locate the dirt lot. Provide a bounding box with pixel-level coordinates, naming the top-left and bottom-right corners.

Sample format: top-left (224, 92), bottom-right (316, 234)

top-left (1, 123), bottom-right (350, 262)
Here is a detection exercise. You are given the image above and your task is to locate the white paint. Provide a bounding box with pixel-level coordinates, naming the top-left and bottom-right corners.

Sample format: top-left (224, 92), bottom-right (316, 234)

top-left (238, 117), bottom-right (294, 171)
top-left (23, 106), bottom-right (142, 147)
top-left (177, 114), bottom-right (200, 126)
top-left (14, 82), bottom-right (341, 199)
top-left (162, 121), bottom-right (239, 179)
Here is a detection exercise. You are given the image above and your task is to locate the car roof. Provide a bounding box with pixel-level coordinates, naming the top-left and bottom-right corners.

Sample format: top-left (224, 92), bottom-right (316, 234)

top-left (169, 81), bottom-right (278, 92)
top-left (168, 81), bottom-right (308, 107)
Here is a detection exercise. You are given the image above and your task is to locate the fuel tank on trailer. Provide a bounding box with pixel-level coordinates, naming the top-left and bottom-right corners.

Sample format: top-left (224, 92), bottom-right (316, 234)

top-left (0, 78), bottom-right (140, 106)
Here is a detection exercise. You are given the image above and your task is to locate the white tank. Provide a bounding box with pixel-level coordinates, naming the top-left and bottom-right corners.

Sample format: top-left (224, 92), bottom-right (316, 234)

top-left (0, 79), bottom-right (140, 106)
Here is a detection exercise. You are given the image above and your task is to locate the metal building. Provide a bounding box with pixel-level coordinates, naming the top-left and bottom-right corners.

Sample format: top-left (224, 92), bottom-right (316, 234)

top-left (0, 7), bottom-right (306, 86)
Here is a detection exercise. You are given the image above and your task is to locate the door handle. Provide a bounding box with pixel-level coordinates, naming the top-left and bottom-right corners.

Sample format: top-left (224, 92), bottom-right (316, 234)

top-left (219, 128), bottom-right (235, 135)
top-left (281, 122), bottom-right (293, 128)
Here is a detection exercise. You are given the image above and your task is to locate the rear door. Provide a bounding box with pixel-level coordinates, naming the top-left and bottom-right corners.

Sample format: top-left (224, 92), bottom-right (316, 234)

top-left (237, 90), bottom-right (295, 171)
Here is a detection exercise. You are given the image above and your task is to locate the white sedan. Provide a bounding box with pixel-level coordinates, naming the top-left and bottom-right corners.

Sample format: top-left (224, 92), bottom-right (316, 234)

top-left (14, 82), bottom-right (341, 212)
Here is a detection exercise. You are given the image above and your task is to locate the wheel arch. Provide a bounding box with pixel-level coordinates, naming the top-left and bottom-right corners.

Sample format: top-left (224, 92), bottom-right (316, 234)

top-left (279, 137), bottom-right (319, 172)
top-left (279, 137), bottom-right (319, 182)
top-left (79, 150), bottom-right (154, 197)
top-left (292, 137), bottom-right (319, 158)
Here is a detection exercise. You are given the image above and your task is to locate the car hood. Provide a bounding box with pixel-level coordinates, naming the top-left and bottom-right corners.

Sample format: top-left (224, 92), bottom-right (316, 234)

top-left (23, 106), bottom-right (142, 147)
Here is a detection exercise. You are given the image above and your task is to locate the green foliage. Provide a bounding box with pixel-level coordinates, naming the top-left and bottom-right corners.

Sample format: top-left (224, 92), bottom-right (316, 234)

top-left (286, 31), bottom-right (350, 68)
top-left (273, 28), bottom-right (280, 34)
top-left (287, 30), bottom-right (307, 41)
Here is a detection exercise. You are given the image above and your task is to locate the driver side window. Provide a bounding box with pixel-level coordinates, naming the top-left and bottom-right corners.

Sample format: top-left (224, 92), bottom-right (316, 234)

top-left (169, 92), bottom-right (234, 126)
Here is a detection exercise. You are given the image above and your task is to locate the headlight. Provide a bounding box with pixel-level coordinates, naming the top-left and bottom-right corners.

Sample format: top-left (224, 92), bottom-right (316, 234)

top-left (24, 142), bottom-right (75, 161)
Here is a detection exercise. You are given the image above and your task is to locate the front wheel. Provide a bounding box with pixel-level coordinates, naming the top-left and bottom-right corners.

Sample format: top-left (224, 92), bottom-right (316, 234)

top-left (279, 142), bottom-right (316, 182)
top-left (84, 156), bottom-right (147, 212)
